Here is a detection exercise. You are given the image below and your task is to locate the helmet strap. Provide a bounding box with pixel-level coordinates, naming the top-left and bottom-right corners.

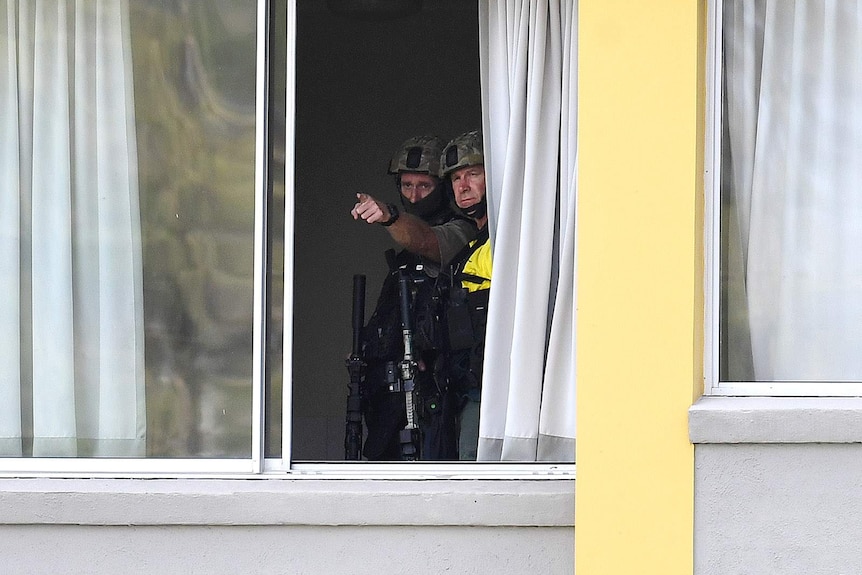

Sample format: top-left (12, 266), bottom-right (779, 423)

top-left (458, 196), bottom-right (487, 221)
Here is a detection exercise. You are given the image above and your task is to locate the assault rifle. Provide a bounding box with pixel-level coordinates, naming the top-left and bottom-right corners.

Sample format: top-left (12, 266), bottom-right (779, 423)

top-left (344, 274), bottom-right (366, 460)
top-left (393, 268), bottom-right (421, 460)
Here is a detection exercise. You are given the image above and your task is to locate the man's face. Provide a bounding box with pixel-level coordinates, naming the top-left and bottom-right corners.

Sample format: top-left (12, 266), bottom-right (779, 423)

top-left (399, 172), bottom-right (438, 204)
top-left (450, 164), bottom-right (486, 210)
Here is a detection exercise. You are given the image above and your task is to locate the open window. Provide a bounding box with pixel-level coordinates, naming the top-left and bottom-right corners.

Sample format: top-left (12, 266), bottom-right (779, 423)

top-left (284, 0), bottom-right (484, 463)
top-left (284, 0), bottom-right (577, 465)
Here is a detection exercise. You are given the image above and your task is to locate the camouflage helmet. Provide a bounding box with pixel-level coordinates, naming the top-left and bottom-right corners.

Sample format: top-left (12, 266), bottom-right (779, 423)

top-left (440, 130), bottom-right (484, 178)
top-left (388, 136), bottom-right (444, 176)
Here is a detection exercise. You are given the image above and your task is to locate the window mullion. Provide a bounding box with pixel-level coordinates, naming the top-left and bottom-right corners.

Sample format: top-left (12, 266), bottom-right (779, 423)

top-left (281, 0), bottom-right (297, 468)
top-left (705, 0), bottom-right (723, 395)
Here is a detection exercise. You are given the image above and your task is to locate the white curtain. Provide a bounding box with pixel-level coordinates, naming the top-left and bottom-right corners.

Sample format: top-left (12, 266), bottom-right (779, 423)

top-left (478, 0), bottom-right (576, 461)
top-left (0, 0), bottom-right (145, 456)
top-left (723, 0), bottom-right (862, 382)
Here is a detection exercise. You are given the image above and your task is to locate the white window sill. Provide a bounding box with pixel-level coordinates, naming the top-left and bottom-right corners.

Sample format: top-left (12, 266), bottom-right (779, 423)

top-left (689, 396), bottom-right (862, 444)
top-left (0, 477), bottom-right (575, 527)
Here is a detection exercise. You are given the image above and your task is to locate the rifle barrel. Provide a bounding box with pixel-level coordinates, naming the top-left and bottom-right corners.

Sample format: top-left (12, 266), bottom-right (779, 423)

top-left (351, 274), bottom-right (366, 355)
top-left (398, 271), bottom-right (412, 333)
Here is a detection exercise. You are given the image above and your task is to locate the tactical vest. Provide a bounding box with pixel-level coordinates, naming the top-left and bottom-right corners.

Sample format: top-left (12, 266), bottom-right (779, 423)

top-left (444, 227), bottom-right (491, 391)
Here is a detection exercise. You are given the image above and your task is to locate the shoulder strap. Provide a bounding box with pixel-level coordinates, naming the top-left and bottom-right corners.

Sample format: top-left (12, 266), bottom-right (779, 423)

top-left (450, 227), bottom-right (488, 271)
top-left (459, 272), bottom-right (489, 285)
top-left (444, 227), bottom-right (489, 289)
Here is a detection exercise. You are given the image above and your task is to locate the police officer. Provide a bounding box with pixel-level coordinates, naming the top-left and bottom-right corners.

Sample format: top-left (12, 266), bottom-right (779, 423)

top-left (438, 131), bottom-right (491, 461)
top-left (352, 138), bottom-right (478, 275)
top-left (354, 136), bottom-right (476, 460)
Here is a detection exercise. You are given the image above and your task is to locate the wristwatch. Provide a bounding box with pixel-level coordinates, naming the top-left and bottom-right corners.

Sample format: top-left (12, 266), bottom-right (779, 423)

top-left (381, 203), bottom-right (400, 227)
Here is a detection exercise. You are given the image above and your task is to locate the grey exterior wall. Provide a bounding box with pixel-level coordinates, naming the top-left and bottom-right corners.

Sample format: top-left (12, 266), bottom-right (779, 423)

top-left (0, 478), bottom-right (574, 575)
top-left (0, 524), bottom-right (573, 575)
top-left (695, 443), bottom-right (862, 575)
top-left (691, 397), bottom-right (862, 575)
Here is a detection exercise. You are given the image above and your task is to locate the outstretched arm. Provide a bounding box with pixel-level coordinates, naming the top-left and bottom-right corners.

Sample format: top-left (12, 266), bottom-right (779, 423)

top-left (351, 193), bottom-right (442, 262)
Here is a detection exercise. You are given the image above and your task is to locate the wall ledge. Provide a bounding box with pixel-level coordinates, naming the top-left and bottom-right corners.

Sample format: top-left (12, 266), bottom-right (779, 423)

top-left (690, 396), bottom-right (862, 444)
top-left (0, 477), bottom-right (574, 527)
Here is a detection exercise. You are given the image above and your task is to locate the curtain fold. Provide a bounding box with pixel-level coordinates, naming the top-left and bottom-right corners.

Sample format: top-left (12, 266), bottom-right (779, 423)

top-left (478, 0), bottom-right (576, 461)
top-left (723, 0), bottom-right (862, 382)
top-left (539, 0), bottom-right (576, 460)
top-left (0, 0), bottom-right (145, 457)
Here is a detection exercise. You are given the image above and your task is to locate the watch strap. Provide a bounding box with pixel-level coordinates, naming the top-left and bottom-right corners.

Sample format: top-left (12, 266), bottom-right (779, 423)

top-left (381, 203), bottom-right (400, 227)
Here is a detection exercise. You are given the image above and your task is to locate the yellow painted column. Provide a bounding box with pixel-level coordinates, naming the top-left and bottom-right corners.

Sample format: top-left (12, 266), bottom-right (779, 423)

top-left (576, 2), bottom-right (705, 574)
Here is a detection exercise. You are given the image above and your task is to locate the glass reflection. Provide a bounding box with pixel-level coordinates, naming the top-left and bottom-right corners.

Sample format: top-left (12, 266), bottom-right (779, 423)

top-left (133, 1), bottom-right (257, 457)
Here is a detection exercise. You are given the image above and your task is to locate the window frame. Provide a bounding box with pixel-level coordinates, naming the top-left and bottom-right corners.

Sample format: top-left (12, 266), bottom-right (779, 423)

top-left (0, 0), bottom-right (575, 482)
top-left (0, 0), bottom-right (270, 476)
top-left (703, 0), bottom-right (722, 396)
top-left (0, 0), bottom-right (574, 478)
top-left (275, 0), bottom-right (572, 476)
top-left (704, 0), bottom-right (862, 398)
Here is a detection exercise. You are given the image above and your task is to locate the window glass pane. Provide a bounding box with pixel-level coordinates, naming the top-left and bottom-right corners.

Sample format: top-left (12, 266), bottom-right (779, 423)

top-left (136, 1), bottom-right (259, 457)
top-left (720, 0), bottom-right (862, 383)
top-left (2, 1), bottom-right (259, 457)
top-left (290, 0), bottom-right (482, 461)
top-left (266, 0), bottom-right (287, 459)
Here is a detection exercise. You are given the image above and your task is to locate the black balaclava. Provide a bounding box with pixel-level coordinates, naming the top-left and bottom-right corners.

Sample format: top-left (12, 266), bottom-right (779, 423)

top-left (396, 177), bottom-right (450, 222)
